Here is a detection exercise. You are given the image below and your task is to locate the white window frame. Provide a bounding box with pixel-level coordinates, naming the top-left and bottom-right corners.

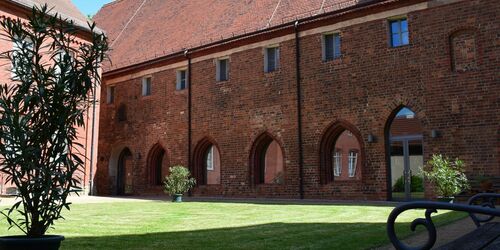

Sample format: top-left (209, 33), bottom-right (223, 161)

top-left (333, 150), bottom-right (342, 177)
top-left (206, 146), bottom-right (214, 171)
top-left (11, 36), bottom-right (33, 79)
top-left (216, 57), bottom-right (229, 82)
top-left (264, 45), bottom-right (280, 73)
top-left (321, 32), bottom-right (341, 61)
top-left (176, 69), bottom-right (188, 90)
top-left (106, 85), bottom-right (115, 104)
top-left (348, 150), bottom-right (358, 177)
top-left (142, 76), bottom-right (152, 96)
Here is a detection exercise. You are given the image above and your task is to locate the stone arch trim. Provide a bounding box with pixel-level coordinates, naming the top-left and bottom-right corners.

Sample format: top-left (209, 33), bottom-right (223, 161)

top-left (319, 120), bottom-right (365, 185)
top-left (192, 137), bottom-right (220, 186)
top-left (249, 132), bottom-right (285, 186)
top-left (146, 143), bottom-right (167, 186)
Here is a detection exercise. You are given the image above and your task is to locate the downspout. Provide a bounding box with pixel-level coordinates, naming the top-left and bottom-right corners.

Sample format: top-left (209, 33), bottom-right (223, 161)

top-left (89, 83), bottom-right (97, 196)
top-left (294, 21), bottom-right (305, 199)
top-left (186, 50), bottom-right (193, 196)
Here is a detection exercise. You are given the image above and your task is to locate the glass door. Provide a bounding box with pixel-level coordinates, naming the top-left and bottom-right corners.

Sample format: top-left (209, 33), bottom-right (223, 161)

top-left (390, 136), bottom-right (424, 201)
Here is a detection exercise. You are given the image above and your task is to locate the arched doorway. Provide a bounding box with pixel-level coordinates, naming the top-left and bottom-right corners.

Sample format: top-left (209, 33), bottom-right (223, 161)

top-left (386, 107), bottom-right (424, 201)
top-left (193, 138), bottom-right (221, 185)
top-left (147, 144), bottom-right (168, 186)
top-left (250, 133), bottom-right (284, 185)
top-left (117, 147), bottom-right (132, 195)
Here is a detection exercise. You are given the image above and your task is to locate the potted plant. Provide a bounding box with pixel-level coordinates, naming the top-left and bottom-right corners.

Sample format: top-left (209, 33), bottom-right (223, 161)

top-left (0, 5), bottom-right (107, 250)
top-left (422, 154), bottom-right (470, 203)
top-left (163, 166), bottom-right (196, 202)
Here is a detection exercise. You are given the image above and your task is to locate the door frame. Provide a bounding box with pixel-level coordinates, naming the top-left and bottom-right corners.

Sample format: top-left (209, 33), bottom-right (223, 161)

top-left (388, 134), bottom-right (423, 201)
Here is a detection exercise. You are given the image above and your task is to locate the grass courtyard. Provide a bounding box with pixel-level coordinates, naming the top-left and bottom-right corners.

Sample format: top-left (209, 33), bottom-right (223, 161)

top-left (0, 200), bottom-right (465, 249)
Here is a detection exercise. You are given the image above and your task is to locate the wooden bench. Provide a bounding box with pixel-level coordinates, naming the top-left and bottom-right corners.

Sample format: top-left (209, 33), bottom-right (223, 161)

top-left (387, 193), bottom-right (500, 250)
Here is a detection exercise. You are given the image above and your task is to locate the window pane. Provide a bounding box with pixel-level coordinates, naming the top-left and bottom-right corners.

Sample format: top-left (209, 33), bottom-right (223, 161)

top-left (219, 59), bottom-right (227, 81)
top-left (402, 32), bottom-right (409, 45)
top-left (324, 34), bottom-right (334, 60)
top-left (334, 34), bottom-right (341, 58)
top-left (401, 19), bottom-right (408, 32)
top-left (391, 21), bottom-right (400, 34)
top-left (392, 34), bottom-right (401, 47)
top-left (266, 48), bottom-right (276, 72)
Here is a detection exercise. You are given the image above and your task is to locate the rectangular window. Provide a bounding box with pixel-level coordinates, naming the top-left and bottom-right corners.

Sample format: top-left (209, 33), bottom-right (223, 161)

top-left (176, 70), bottom-right (187, 90)
top-left (216, 58), bottom-right (229, 82)
top-left (107, 86), bottom-right (115, 104)
top-left (264, 46), bottom-right (280, 73)
top-left (142, 77), bottom-right (152, 96)
top-left (323, 33), bottom-right (341, 61)
top-left (348, 150), bottom-right (358, 177)
top-left (11, 37), bottom-right (33, 79)
top-left (333, 150), bottom-right (342, 177)
top-left (390, 18), bottom-right (409, 47)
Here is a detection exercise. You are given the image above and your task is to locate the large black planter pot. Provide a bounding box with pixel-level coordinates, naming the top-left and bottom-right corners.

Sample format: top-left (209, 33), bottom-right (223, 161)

top-left (0, 235), bottom-right (64, 250)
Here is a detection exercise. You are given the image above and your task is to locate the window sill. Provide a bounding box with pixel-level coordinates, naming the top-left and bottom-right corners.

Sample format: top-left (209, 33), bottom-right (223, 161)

top-left (389, 43), bottom-right (411, 49)
top-left (174, 89), bottom-right (188, 94)
top-left (140, 95), bottom-right (153, 100)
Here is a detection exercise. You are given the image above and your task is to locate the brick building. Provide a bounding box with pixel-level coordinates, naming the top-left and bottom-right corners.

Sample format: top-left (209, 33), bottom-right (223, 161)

top-left (0, 0), bottom-right (101, 195)
top-left (93, 0), bottom-right (499, 201)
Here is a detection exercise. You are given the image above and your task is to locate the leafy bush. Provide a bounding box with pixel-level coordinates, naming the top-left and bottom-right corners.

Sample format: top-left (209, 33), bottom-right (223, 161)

top-left (392, 175), bottom-right (424, 192)
top-left (423, 154), bottom-right (470, 197)
top-left (0, 5), bottom-right (107, 237)
top-left (164, 166), bottom-right (196, 195)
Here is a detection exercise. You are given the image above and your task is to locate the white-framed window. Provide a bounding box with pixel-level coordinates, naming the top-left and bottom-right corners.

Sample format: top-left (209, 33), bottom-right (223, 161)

top-left (216, 58), bottom-right (229, 82)
top-left (348, 150), bottom-right (358, 177)
top-left (322, 32), bottom-right (341, 61)
top-left (264, 46), bottom-right (280, 73)
top-left (106, 85), bottom-right (115, 104)
top-left (142, 76), bottom-right (152, 96)
top-left (206, 146), bottom-right (214, 171)
top-left (333, 150), bottom-right (342, 177)
top-left (55, 49), bottom-right (75, 76)
top-left (176, 69), bottom-right (187, 90)
top-left (11, 36), bottom-right (33, 79)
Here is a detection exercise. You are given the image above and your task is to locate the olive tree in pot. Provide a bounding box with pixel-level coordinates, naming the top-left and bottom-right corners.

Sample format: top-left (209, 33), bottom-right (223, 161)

top-left (422, 154), bottom-right (470, 203)
top-left (0, 5), bottom-right (107, 250)
top-left (163, 166), bottom-right (196, 202)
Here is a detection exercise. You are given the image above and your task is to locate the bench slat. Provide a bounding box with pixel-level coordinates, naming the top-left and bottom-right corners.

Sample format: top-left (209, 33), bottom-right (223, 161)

top-left (437, 222), bottom-right (500, 250)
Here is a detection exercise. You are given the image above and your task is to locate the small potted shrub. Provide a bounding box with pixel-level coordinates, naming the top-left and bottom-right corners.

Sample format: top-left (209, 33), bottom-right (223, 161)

top-left (0, 5), bottom-right (107, 250)
top-left (422, 154), bottom-right (470, 203)
top-left (163, 166), bottom-right (196, 202)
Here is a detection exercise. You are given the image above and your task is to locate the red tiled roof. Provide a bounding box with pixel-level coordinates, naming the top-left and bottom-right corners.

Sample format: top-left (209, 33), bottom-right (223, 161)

top-left (93, 0), bottom-right (362, 71)
top-left (7, 0), bottom-right (91, 31)
top-left (390, 117), bottom-right (423, 137)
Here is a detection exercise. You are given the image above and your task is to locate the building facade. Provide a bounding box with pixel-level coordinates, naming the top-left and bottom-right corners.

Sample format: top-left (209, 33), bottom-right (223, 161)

top-left (0, 0), bottom-right (101, 195)
top-left (94, 0), bottom-right (499, 200)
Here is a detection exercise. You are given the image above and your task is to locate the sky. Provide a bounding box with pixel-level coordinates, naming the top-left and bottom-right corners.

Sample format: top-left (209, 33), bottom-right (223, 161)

top-left (72, 0), bottom-right (113, 16)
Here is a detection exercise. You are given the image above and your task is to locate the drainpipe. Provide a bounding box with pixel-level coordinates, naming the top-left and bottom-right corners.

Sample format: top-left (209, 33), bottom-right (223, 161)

top-left (88, 83), bottom-right (97, 196)
top-left (186, 50), bottom-right (193, 196)
top-left (294, 21), bottom-right (305, 199)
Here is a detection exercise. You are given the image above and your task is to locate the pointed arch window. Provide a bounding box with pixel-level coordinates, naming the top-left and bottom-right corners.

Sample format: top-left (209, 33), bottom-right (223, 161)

top-left (250, 133), bottom-right (284, 185)
top-left (147, 144), bottom-right (167, 186)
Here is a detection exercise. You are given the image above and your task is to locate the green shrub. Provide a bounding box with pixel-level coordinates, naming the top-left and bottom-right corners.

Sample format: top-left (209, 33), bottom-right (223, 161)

top-left (164, 166), bottom-right (196, 195)
top-left (392, 175), bottom-right (424, 192)
top-left (423, 154), bottom-right (470, 197)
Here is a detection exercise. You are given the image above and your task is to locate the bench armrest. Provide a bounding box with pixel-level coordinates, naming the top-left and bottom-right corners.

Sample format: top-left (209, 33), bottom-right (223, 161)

top-left (467, 193), bottom-right (499, 227)
top-left (387, 195), bottom-right (500, 250)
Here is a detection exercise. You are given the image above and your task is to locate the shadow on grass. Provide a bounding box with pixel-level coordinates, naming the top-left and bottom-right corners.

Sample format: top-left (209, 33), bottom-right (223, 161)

top-left (62, 212), bottom-right (467, 250)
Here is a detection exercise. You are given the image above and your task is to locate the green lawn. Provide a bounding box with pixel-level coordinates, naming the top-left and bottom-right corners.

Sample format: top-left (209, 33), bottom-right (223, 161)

top-left (0, 201), bottom-right (466, 249)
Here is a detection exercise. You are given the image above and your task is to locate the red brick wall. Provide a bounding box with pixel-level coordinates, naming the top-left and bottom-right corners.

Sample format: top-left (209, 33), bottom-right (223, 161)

top-left (0, 3), bottom-right (99, 195)
top-left (97, 0), bottom-right (499, 200)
